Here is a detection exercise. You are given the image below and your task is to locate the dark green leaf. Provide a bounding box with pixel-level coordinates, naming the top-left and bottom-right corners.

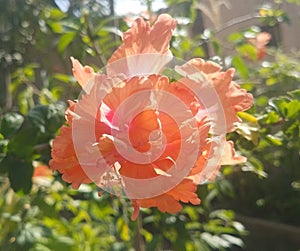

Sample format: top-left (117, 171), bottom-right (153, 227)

top-left (8, 126), bottom-right (37, 158)
top-left (0, 112), bottom-right (24, 138)
top-left (27, 103), bottom-right (66, 136)
top-left (0, 137), bottom-right (8, 170)
top-left (4, 155), bottom-right (33, 193)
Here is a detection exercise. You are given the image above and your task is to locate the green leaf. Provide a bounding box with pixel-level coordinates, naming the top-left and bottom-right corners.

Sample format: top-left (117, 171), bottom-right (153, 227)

top-left (57, 32), bottom-right (76, 53)
top-left (72, 210), bottom-right (91, 225)
top-left (242, 159), bottom-right (267, 178)
top-left (27, 103), bottom-right (65, 136)
top-left (212, 39), bottom-right (221, 56)
top-left (181, 39), bottom-right (191, 51)
top-left (50, 86), bottom-right (63, 100)
top-left (232, 56), bottom-right (249, 79)
top-left (0, 139), bottom-right (8, 168)
top-left (53, 73), bottom-right (72, 83)
top-left (28, 105), bottom-right (49, 134)
top-left (286, 100), bottom-right (300, 119)
top-left (264, 110), bottom-right (280, 124)
top-left (237, 111), bottom-right (258, 124)
top-left (221, 234), bottom-right (244, 247)
top-left (8, 126), bottom-right (37, 158)
top-left (236, 123), bottom-right (260, 145)
top-left (193, 46), bottom-right (206, 57)
top-left (100, 26), bottom-right (123, 37)
top-left (6, 104), bottom-right (64, 160)
top-left (269, 97), bottom-right (290, 117)
top-left (141, 228), bottom-right (153, 242)
top-left (287, 0), bottom-right (300, 4)
top-left (48, 8), bottom-right (66, 20)
top-left (210, 210), bottom-right (234, 221)
top-left (36, 235), bottom-right (74, 251)
top-left (0, 112), bottom-right (24, 138)
top-left (18, 87), bottom-right (34, 115)
top-left (266, 77), bottom-right (278, 86)
top-left (227, 32), bottom-right (244, 43)
top-left (266, 134), bottom-right (283, 146)
top-left (256, 96), bottom-right (269, 106)
top-left (237, 44), bottom-right (257, 61)
top-left (201, 232), bottom-right (230, 249)
top-left (116, 217), bottom-right (130, 241)
top-left (4, 155), bottom-right (33, 193)
top-left (288, 89), bottom-right (300, 100)
top-left (184, 207), bottom-right (199, 221)
top-left (48, 22), bottom-right (64, 33)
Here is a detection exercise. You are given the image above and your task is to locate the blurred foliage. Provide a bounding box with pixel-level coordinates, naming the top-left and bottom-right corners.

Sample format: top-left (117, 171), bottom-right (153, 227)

top-left (0, 0), bottom-right (299, 250)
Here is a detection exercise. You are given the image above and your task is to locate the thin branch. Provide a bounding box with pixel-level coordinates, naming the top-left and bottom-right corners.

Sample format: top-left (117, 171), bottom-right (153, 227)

top-left (84, 14), bottom-right (107, 67)
top-left (34, 143), bottom-right (50, 152)
top-left (215, 13), bottom-right (260, 34)
top-left (134, 213), bottom-right (146, 251)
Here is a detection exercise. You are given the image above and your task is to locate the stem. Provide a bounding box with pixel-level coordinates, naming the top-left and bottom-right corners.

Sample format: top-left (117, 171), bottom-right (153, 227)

top-left (0, 67), bottom-right (12, 112)
top-left (146, 0), bottom-right (153, 16)
top-left (109, 0), bottom-right (119, 43)
top-left (34, 143), bottom-right (50, 152)
top-left (190, 9), bottom-right (210, 58)
top-left (135, 213), bottom-right (146, 251)
top-left (84, 14), bottom-right (107, 67)
top-left (215, 14), bottom-right (260, 34)
top-left (196, 13), bottom-right (261, 56)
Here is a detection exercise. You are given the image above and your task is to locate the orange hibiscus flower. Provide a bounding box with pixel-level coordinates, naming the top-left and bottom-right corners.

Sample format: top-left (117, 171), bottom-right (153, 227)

top-left (50, 14), bottom-right (253, 220)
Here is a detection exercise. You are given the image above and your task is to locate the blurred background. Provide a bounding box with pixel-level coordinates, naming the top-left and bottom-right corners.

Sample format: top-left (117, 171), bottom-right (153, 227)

top-left (0, 0), bottom-right (299, 250)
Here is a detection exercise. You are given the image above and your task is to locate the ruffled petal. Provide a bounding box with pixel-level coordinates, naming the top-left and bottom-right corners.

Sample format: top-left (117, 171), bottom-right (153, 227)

top-left (50, 14), bottom-right (254, 219)
top-left (137, 194), bottom-right (183, 214)
top-left (50, 86), bottom-right (113, 188)
top-left (133, 178), bottom-right (200, 217)
top-left (178, 58), bottom-right (222, 75)
top-left (119, 162), bottom-right (157, 179)
top-left (129, 110), bottom-right (160, 152)
top-left (109, 14), bottom-right (177, 62)
top-left (33, 164), bottom-right (52, 178)
top-left (50, 126), bottom-right (92, 188)
top-left (107, 14), bottom-right (177, 77)
top-left (210, 68), bottom-right (254, 132)
top-left (71, 57), bottom-right (95, 89)
top-left (167, 178), bottom-right (201, 205)
top-left (176, 59), bottom-right (253, 133)
top-left (220, 140), bottom-right (247, 165)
